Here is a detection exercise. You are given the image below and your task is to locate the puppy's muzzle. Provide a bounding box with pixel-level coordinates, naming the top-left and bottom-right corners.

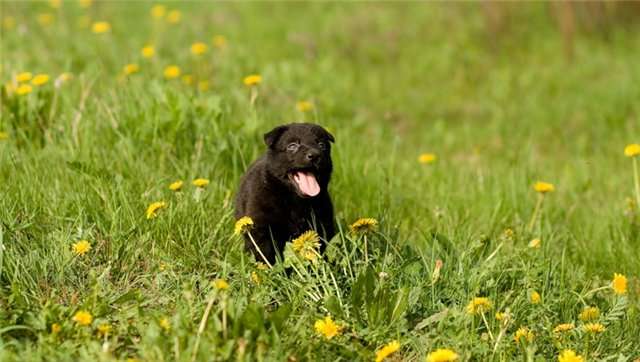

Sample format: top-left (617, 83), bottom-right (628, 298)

top-left (306, 149), bottom-right (321, 162)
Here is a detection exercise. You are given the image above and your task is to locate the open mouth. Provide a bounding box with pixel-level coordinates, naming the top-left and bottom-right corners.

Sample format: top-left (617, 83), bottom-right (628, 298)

top-left (288, 170), bottom-right (320, 197)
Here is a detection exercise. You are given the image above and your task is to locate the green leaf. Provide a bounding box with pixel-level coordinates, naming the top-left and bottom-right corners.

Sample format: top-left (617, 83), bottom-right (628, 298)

top-left (389, 287), bottom-right (409, 323)
top-left (324, 295), bottom-right (343, 319)
top-left (241, 304), bottom-right (265, 333)
top-left (269, 304), bottom-right (291, 332)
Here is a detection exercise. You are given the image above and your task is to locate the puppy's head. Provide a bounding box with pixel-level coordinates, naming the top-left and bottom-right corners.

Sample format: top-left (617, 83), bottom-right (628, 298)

top-left (264, 123), bottom-right (335, 198)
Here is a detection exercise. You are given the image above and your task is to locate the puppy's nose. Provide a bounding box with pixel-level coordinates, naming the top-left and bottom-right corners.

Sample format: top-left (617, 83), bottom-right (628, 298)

top-left (306, 149), bottom-right (320, 161)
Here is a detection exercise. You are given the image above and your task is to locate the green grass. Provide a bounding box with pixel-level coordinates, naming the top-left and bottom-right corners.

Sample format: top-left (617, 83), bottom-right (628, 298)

top-left (1, 2), bottom-right (639, 361)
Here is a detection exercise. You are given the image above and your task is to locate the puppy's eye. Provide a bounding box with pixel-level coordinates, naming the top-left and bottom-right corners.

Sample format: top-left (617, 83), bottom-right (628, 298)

top-left (286, 142), bottom-right (300, 152)
top-left (317, 142), bottom-right (326, 150)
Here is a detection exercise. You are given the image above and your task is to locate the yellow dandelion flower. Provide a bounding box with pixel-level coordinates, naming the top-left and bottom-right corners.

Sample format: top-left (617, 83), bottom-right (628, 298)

top-left (16, 84), bottom-right (33, 96)
top-left (558, 349), bottom-right (585, 362)
top-left (553, 323), bottom-right (575, 333)
top-left (418, 153), bottom-right (437, 164)
top-left (97, 323), bottom-right (111, 336)
top-left (37, 13), bottom-right (54, 26)
top-left (292, 230), bottom-right (321, 262)
top-left (624, 144), bottom-right (640, 157)
top-left (3, 16), bottom-right (16, 30)
top-left (16, 72), bottom-right (33, 83)
top-left (141, 45), bottom-right (155, 58)
top-left (426, 348), bottom-right (459, 362)
top-left (190, 42), bottom-right (208, 56)
top-left (72, 311), bottom-right (93, 326)
top-left (192, 178), bottom-right (209, 187)
top-left (123, 64), bottom-right (139, 76)
top-left (583, 322), bottom-right (605, 333)
top-left (530, 291), bottom-right (541, 304)
top-left (198, 80), bottom-right (209, 92)
top-left (213, 278), bottom-right (229, 290)
top-left (514, 326), bottom-right (534, 343)
top-left (51, 323), bottom-right (61, 334)
top-left (151, 4), bottom-right (166, 19)
top-left (159, 317), bottom-right (171, 331)
top-left (612, 273), bottom-right (627, 295)
top-left (375, 340), bottom-right (400, 362)
top-left (251, 271), bottom-right (260, 284)
top-left (314, 316), bottom-right (342, 340)
top-left (169, 180), bottom-right (183, 191)
top-left (349, 218), bottom-right (378, 235)
top-left (79, 0), bottom-right (93, 9)
top-left (528, 238), bottom-right (541, 248)
top-left (465, 297), bottom-right (492, 315)
top-left (495, 312), bottom-right (505, 321)
top-left (234, 216), bottom-right (254, 235)
top-left (91, 21), bottom-right (111, 34)
top-left (164, 65), bottom-right (181, 79)
top-left (212, 35), bottom-right (227, 49)
top-left (0, 132), bottom-right (8, 140)
top-left (578, 306), bottom-right (599, 321)
top-left (296, 100), bottom-right (314, 112)
top-left (49, 0), bottom-right (61, 9)
top-left (146, 201), bottom-right (167, 219)
top-left (502, 228), bottom-right (515, 240)
top-left (72, 240), bottom-right (91, 256)
top-left (243, 74), bottom-right (262, 86)
top-left (166, 10), bottom-right (181, 24)
top-left (533, 181), bottom-right (555, 194)
top-left (31, 74), bottom-right (50, 86)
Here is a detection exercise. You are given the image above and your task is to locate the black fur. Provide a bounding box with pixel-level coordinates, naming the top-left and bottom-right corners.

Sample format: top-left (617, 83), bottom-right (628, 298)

top-left (235, 123), bottom-right (336, 264)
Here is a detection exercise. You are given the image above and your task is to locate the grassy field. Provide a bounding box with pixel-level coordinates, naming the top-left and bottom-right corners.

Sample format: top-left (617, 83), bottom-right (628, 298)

top-left (1, 1), bottom-right (640, 361)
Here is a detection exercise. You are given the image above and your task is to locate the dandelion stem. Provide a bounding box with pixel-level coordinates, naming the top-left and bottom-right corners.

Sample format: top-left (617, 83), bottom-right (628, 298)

top-left (48, 90), bottom-right (58, 127)
top-left (481, 311), bottom-right (495, 342)
top-left (633, 158), bottom-right (640, 210)
top-left (484, 242), bottom-right (503, 263)
top-left (363, 234), bottom-right (369, 264)
top-left (527, 194), bottom-right (544, 233)
top-left (582, 285), bottom-right (610, 298)
top-left (250, 87), bottom-right (258, 106)
top-left (492, 322), bottom-right (508, 354)
top-left (221, 296), bottom-right (227, 339)
top-left (584, 335), bottom-right (591, 359)
top-left (288, 257), bottom-right (306, 279)
top-left (247, 232), bottom-right (272, 268)
top-left (191, 295), bottom-right (216, 362)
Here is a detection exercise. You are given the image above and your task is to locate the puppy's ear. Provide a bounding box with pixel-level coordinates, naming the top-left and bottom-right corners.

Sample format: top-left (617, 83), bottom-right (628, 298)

top-left (323, 127), bottom-right (335, 143)
top-left (264, 125), bottom-right (289, 149)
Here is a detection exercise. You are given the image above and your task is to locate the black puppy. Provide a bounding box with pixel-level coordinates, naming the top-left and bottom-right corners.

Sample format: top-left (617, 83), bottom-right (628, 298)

top-left (235, 123), bottom-right (336, 264)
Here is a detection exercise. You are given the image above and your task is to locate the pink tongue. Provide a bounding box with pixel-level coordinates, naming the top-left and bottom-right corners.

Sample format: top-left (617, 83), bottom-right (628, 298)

top-left (293, 172), bottom-right (320, 197)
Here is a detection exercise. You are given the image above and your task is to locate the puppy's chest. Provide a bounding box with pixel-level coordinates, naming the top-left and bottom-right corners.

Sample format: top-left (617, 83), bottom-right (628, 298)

top-left (285, 200), bottom-right (319, 231)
